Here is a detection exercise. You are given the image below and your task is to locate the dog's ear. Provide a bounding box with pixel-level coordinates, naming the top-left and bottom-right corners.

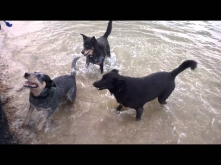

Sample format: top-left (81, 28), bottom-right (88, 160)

top-left (91, 36), bottom-right (97, 43)
top-left (50, 80), bottom-right (57, 88)
top-left (80, 34), bottom-right (88, 41)
top-left (115, 79), bottom-right (126, 89)
top-left (42, 74), bottom-right (56, 88)
top-left (46, 80), bottom-right (56, 89)
top-left (112, 78), bottom-right (126, 89)
top-left (111, 69), bottom-right (119, 74)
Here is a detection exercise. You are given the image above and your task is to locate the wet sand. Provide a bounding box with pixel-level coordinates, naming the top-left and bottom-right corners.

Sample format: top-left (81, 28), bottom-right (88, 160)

top-left (0, 53), bottom-right (19, 144)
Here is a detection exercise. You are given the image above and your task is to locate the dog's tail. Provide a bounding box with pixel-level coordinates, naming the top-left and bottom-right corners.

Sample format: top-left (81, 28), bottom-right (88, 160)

top-left (71, 56), bottom-right (81, 77)
top-left (170, 60), bottom-right (197, 79)
top-left (103, 21), bottom-right (112, 38)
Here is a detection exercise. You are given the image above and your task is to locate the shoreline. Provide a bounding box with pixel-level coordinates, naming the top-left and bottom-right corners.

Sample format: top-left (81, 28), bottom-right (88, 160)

top-left (0, 32), bottom-right (21, 144)
top-left (0, 54), bottom-right (20, 144)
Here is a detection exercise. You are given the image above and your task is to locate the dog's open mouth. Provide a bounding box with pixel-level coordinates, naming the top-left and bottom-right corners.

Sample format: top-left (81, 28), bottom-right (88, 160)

top-left (23, 81), bottom-right (38, 88)
top-left (96, 87), bottom-right (106, 90)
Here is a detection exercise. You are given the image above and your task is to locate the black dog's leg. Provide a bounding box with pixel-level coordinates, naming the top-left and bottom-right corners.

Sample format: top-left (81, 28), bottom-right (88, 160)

top-left (37, 105), bottom-right (57, 131)
top-left (107, 51), bottom-right (111, 57)
top-left (107, 45), bottom-right (111, 57)
top-left (86, 57), bottom-right (90, 68)
top-left (158, 98), bottom-right (167, 105)
top-left (67, 87), bottom-right (76, 103)
top-left (116, 104), bottom-right (123, 111)
top-left (158, 86), bottom-right (175, 105)
top-left (23, 104), bottom-right (35, 126)
top-left (135, 107), bottom-right (144, 121)
top-left (100, 62), bottom-right (104, 74)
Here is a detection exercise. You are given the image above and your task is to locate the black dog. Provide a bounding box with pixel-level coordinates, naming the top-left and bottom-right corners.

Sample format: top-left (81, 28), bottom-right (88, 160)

top-left (80, 21), bottom-right (112, 74)
top-left (93, 60), bottom-right (197, 121)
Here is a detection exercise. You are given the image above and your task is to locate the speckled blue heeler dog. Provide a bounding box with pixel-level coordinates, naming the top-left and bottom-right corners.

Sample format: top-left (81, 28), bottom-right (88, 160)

top-left (22, 56), bottom-right (81, 131)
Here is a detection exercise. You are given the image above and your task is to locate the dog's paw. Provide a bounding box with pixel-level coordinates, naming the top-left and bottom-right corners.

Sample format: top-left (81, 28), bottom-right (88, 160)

top-left (36, 125), bottom-right (43, 132)
top-left (136, 118), bottom-right (141, 121)
top-left (161, 101), bottom-right (167, 105)
top-left (36, 121), bottom-right (46, 132)
top-left (36, 123), bottom-right (44, 132)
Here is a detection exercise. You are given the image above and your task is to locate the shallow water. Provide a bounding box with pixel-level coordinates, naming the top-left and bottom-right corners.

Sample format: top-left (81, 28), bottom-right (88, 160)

top-left (1, 21), bottom-right (221, 144)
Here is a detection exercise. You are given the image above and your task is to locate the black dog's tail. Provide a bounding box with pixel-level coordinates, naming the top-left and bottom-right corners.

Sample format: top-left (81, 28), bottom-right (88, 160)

top-left (71, 56), bottom-right (81, 77)
top-left (103, 21), bottom-right (112, 38)
top-left (170, 60), bottom-right (197, 79)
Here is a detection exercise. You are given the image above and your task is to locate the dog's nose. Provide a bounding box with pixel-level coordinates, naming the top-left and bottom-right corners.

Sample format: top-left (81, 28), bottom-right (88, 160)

top-left (81, 51), bottom-right (84, 55)
top-left (24, 72), bottom-right (30, 78)
top-left (93, 82), bottom-right (96, 87)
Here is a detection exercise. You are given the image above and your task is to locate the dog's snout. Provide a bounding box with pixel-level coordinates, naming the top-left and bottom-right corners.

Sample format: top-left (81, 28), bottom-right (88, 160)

top-left (24, 72), bottom-right (30, 78)
top-left (93, 82), bottom-right (97, 87)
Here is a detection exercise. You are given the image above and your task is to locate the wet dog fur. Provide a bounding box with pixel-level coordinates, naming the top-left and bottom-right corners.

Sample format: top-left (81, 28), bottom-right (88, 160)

top-left (21, 56), bottom-right (81, 131)
top-left (80, 21), bottom-right (112, 74)
top-left (93, 60), bottom-right (197, 121)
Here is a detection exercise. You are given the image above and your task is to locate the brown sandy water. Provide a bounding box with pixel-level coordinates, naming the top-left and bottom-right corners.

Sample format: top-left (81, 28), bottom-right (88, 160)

top-left (0, 21), bottom-right (221, 144)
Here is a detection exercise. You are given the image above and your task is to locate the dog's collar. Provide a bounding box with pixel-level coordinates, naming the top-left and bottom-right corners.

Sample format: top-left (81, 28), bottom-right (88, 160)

top-left (31, 91), bottom-right (50, 99)
top-left (31, 88), bottom-right (55, 99)
top-left (109, 88), bottom-right (123, 95)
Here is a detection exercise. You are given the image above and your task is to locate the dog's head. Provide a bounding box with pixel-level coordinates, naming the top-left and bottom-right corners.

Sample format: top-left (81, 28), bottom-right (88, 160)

top-left (93, 69), bottom-right (126, 92)
top-left (23, 72), bottom-right (56, 96)
top-left (80, 34), bottom-right (97, 56)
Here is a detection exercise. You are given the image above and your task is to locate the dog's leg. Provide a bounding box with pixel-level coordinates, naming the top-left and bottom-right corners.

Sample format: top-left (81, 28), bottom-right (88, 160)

top-left (158, 86), bottom-right (175, 105)
top-left (135, 107), bottom-right (144, 121)
top-left (67, 87), bottom-right (76, 103)
top-left (107, 51), bottom-right (111, 57)
top-left (37, 106), bottom-right (57, 131)
top-left (23, 104), bottom-right (35, 126)
top-left (158, 98), bottom-right (167, 105)
top-left (99, 62), bottom-right (104, 74)
top-left (86, 57), bottom-right (90, 68)
top-left (107, 45), bottom-right (111, 57)
top-left (116, 104), bottom-right (123, 111)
